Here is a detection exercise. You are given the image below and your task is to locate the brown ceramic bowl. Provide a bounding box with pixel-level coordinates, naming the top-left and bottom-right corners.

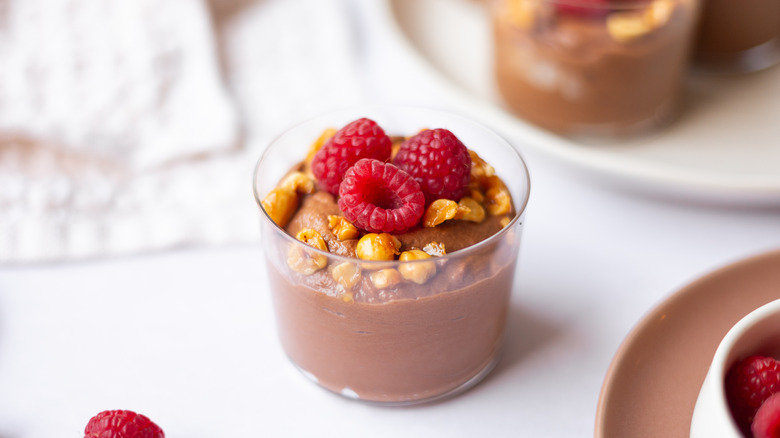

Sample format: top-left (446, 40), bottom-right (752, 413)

top-left (596, 249), bottom-right (780, 437)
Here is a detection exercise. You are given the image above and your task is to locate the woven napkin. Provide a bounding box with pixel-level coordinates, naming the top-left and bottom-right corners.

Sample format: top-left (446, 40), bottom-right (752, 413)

top-left (0, 0), bottom-right (363, 263)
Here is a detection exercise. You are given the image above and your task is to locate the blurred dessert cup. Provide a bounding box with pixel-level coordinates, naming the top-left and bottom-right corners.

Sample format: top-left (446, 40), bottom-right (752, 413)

top-left (492, 0), bottom-right (701, 139)
top-left (693, 0), bottom-right (780, 73)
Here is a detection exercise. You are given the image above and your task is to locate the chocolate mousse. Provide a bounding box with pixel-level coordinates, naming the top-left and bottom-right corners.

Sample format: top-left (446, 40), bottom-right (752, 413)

top-left (694, 0), bottom-right (780, 72)
top-left (492, 0), bottom-right (699, 137)
top-left (257, 117), bottom-right (527, 403)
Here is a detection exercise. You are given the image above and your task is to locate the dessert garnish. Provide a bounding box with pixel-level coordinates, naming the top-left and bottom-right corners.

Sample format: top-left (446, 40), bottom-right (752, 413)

top-left (552, 0), bottom-right (652, 19)
top-left (263, 117), bottom-right (514, 285)
top-left (84, 410), bottom-right (165, 438)
top-left (726, 355), bottom-right (780, 436)
top-left (553, 0), bottom-right (612, 17)
top-left (338, 158), bottom-right (425, 234)
top-left (393, 128), bottom-right (472, 203)
top-left (311, 117), bottom-right (392, 195)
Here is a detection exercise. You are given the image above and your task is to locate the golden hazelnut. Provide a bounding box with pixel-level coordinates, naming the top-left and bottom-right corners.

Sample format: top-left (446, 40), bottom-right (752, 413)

top-left (328, 215), bottom-right (360, 241)
top-left (279, 171), bottom-right (315, 195)
top-left (607, 12), bottom-right (652, 42)
top-left (356, 233), bottom-right (401, 261)
top-left (422, 242), bottom-right (447, 257)
top-left (486, 186), bottom-right (512, 216)
top-left (331, 262), bottom-right (361, 290)
top-left (457, 197), bottom-right (486, 223)
top-left (261, 188), bottom-right (298, 227)
top-left (286, 228), bottom-right (329, 274)
top-left (370, 268), bottom-right (402, 289)
top-left (423, 199), bottom-right (461, 228)
top-left (398, 249), bottom-right (437, 284)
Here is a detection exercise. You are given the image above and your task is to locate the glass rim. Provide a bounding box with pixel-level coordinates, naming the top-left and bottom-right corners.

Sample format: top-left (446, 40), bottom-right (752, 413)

top-left (252, 104), bottom-right (531, 267)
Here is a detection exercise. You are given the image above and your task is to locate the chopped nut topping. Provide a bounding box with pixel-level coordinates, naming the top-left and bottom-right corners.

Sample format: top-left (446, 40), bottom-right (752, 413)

top-left (482, 175), bottom-right (504, 190)
top-left (470, 188), bottom-right (485, 204)
top-left (279, 171), bottom-right (315, 195)
top-left (486, 186), bottom-right (512, 216)
top-left (645, 0), bottom-right (674, 27)
top-left (287, 228), bottom-right (329, 274)
top-left (469, 150), bottom-right (496, 184)
top-left (328, 215), bottom-right (360, 241)
top-left (422, 242), bottom-right (447, 257)
top-left (607, 12), bottom-right (652, 42)
top-left (331, 262), bottom-right (361, 290)
top-left (483, 176), bottom-right (512, 216)
top-left (423, 199), bottom-right (462, 228)
top-left (503, 0), bottom-right (538, 30)
top-left (398, 250), bottom-right (437, 284)
top-left (296, 228), bottom-right (328, 251)
top-left (457, 197), bottom-right (486, 223)
top-left (356, 233), bottom-right (401, 261)
top-left (370, 268), bottom-right (402, 289)
top-left (261, 188), bottom-right (298, 227)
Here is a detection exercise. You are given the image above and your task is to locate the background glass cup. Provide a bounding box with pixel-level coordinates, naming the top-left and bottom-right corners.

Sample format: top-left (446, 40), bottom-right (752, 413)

top-left (253, 106), bottom-right (530, 405)
top-left (491, 0), bottom-right (701, 139)
top-left (693, 0), bottom-right (780, 74)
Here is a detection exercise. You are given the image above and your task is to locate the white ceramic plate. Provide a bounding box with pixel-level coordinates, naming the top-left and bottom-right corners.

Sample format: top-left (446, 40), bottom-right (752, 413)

top-left (383, 0), bottom-right (780, 207)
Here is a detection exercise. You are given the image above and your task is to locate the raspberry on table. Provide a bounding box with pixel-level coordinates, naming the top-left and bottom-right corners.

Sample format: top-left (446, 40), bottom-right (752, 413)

top-left (752, 392), bottom-right (780, 438)
top-left (84, 410), bottom-right (165, 438)
top-left (311, 118), bottom-right (393, 195)
top-left (338, 158), bottom-right (425, 234)
top-left (726, 355), bottom-right (780, 434)
top-left (392, 128), bottom-right (472, 204)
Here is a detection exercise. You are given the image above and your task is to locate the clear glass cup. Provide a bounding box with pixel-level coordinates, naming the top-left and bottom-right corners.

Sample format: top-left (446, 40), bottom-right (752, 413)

top-left (693, 0), bottom-right (780, 74)
top-left (491, 0), bottom-right (701, 139)
top-left (253, 106), bottom-right (530, 405)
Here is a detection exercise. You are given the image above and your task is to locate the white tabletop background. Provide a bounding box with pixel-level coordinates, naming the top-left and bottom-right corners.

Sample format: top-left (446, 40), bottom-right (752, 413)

top-left (1, 1), bottom-right (779, 437)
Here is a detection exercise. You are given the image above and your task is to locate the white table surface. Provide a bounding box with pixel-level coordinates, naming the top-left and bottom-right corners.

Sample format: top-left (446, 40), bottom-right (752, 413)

top-left (2, 1), bottom-right (780, 437)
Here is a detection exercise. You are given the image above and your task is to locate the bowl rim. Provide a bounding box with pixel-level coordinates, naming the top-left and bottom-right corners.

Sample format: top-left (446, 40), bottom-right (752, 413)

top-left (709, 298), bottom-right (780, 382)
top-left (692, 298), bottom-right (780, 436)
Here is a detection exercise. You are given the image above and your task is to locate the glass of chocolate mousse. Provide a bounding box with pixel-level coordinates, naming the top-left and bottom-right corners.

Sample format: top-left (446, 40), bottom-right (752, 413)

top-left (253, 106), bottom-right (530, 405)
top-left (694, 0), bottom-right (780, 73)
top-left (491, 0), bottom-right (701, 138)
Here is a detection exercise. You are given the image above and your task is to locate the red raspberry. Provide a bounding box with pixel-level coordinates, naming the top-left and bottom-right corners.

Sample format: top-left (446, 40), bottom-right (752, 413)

top-left (726, 355), bottom-right (780, 434)
top-left (752, 392), bottom-right (780, 438)
top-left (338, 158), bottom-right (425, 233)
top-left (554, 0), bottom-right (610, 17)
top-left (392, 128), bottom-right (471, 203)
top-left (554, 0), bottom-right (648, 18)
top-left (311, 118), bottom-right (392, 195)
top-left (84, 410), bottom-right (165, 438)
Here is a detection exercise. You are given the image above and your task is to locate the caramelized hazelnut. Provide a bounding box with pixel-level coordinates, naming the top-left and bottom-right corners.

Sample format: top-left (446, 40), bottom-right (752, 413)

top-left (356, 233), bottom-right (401, 261)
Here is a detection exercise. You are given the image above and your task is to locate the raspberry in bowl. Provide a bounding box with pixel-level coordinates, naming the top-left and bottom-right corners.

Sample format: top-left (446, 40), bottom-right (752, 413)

top-left (691, 299), bottom-right (780, 438)
top-left (253, 106), bottom-right (530, 405)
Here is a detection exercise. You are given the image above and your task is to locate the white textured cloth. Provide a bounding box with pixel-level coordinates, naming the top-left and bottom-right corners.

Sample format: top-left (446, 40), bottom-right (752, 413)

top-left (0, 0), bottom-right (238, 168)
top-left (0, 0), bottom-right (364, 263)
